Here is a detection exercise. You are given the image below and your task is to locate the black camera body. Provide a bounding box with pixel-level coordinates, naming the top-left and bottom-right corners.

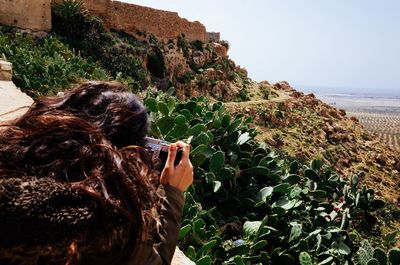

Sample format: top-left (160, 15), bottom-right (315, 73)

top-left (144, 137), bottom-right (182, 167)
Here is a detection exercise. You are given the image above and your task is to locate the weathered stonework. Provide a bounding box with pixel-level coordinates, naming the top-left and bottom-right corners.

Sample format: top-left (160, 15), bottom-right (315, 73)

top-left (0, 0), bottom-right (52, 31)
top-left (206, 32), bottom-right (221, 42)
top-left (79, 0), bottom-right (207, 42)
top-left (1, 0), bottom-right (219, 42)
top-left (0, 60), bottom-right (13, 81)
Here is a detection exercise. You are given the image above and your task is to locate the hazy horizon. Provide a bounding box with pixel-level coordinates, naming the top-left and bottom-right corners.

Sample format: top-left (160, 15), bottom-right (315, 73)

top-left (126, 0), bottom-right (399, 94)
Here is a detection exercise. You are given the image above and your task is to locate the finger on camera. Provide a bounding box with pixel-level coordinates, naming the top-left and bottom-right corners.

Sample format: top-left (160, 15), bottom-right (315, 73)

top-left (165, 143), bottom-right (177, 168)
top-left (175, 141), bottom-right (190, 160)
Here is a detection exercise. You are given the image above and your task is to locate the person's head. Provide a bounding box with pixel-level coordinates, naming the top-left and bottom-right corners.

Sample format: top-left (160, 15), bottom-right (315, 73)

top-left (23, 81), bottom-right (149, 148)
top-left (0, 81), bottom-right (158, 265)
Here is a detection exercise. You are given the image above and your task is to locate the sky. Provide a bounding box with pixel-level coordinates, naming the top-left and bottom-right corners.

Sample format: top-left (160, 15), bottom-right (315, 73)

top-left (125, 0), bottom-right (400, 94)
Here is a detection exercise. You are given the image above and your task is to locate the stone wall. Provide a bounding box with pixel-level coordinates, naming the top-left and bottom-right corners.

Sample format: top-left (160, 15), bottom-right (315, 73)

top-left (0, 0), bottom-right (52, 31)
top-left (80, 0), bottom-right (208, 42)
top-left (206, 32), bottom-right (221, 42)
top-left (0, 0), bottom-right (219, 42)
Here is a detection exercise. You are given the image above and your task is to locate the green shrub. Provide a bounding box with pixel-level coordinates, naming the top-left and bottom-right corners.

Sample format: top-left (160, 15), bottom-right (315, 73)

top-left (52, 0), bottom-right (148, 87)
top-left (219, 40), bottom-right (230, 50)
top-left (0, 29), bottom-right (109, 96)
top-left (192, 40), bottom-right (204, 52)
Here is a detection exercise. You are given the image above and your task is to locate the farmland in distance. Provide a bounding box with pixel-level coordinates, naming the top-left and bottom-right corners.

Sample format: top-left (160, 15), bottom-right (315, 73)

top-left (348, 112), bottom-right (400, 151)
top-left (312, 90), bottom-right (400, 151)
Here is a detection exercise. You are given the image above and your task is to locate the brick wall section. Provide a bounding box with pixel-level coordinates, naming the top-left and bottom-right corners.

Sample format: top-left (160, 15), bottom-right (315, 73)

top-left (206, 32), bottom-right (221, 42)
top-left (0, 0), bottom-right (51, 31)
top-left (81, 0), bottom-right (207, 42)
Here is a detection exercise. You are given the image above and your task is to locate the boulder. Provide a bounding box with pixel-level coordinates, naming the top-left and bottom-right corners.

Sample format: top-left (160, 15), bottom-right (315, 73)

top-left (0, 81), bottom-right (33, 123)
top-left (0, 60), bottom-right (12, 81)
top-left (172, 247), bottom-right (195, 265)
top-left (211, 42), bottom-right (228, 57)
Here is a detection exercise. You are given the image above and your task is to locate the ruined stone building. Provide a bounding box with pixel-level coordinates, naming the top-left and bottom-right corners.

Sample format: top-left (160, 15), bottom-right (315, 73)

top-left (0, 0), bottom-right (220, 42)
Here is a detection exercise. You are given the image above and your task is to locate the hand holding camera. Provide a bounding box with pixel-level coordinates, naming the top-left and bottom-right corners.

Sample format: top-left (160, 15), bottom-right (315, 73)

top-left (160, 141), bottom-right (193, 192)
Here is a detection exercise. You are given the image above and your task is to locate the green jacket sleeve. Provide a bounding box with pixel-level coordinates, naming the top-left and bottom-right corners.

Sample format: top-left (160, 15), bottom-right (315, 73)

top-left (130, 184), bottom-right (185, 265)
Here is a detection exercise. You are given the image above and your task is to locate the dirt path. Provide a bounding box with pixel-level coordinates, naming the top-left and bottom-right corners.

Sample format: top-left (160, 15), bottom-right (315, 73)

top-left (225, 89), bottom-right (292, 107)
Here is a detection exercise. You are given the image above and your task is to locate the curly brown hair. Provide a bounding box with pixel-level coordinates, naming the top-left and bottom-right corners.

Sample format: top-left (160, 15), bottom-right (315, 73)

top-left (0, 81), bottom-right (159, 265)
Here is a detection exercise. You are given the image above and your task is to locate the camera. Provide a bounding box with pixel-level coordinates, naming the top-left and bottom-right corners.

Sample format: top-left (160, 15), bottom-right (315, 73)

top-left (144, 137), bottom-right (182, 168)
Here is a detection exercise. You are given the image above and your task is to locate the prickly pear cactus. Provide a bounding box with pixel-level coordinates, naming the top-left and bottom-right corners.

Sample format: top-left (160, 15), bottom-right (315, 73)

top-left (299, 252), bottom-right (313, 265)
top-left (367, 259), bottom-right (380, 265)
top-left (359, 240), bottom-right (375, 265)
top-left (373, 248), bottom-right (387, 265)
top-left (388, 248), bottom-right (400, 265)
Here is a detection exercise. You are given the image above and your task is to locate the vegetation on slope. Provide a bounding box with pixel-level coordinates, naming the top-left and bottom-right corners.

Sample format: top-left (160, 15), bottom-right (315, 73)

top-left (0, 25), bottom-right (109, 97)
top-left (144, 90), bottom-right (399, 264)
top-left (0, 1), bottom-right (399, 264)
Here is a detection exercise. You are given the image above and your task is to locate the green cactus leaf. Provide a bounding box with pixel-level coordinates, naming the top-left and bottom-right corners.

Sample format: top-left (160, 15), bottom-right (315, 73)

top-left (273, 183), bottom-right (291, 194)
top-left (180, 109), bottom-right (192, 120)
top-left (289, 223), bottom-right (302, 242)
top-left (186, 245), bottom-right (196, 261)
top-left (178, 224), bottom-right (192, 240)
top-left (389, 248), bottom-right (400, 265)
top-left (370, 199), bottom-right (385, 210)
top-left (373, 248), bottom-right (387, 265)
top-left (221, 114), bottom-right (231, 127)
top-left (385, 231), bottom-right (398, 246)
top-left (337, 241), bottom-right (351, 255)
top-left (168, 123), bottom-right (188, 139)
top-left (277, 254), bottom-right (295, 265)
top-left (233, 256), bottom-right (245, 265)
top-left (299, 252), bottom-right (313, 265)
top-left (289, 160), bottom-right (299, 174)
top-left (174, 114), bottom-right (187, 125)
top-left (304, 169), bottom-right (320, 182)
top-left (310, 159), bottom-right (322, 172)
top-left (367, 258), bottom-right (380, 265)
top-left (216, 167), bottom-right (234, 181)
top-left (283, 174), bottom-right (301, 185)
top-left (252, 240), bottom-right (267, 251)
top-left (309, 190), bottom-right (327, 198)
top-left (188, 124), bottom-right (207, 136)
top-left (157, 116), bottom-right (174, 135)
top-left (243, 221), bottom-right (262, 238)
top-left (157, 101), bottom-right (169, 116)
top-left (256, 186), bottom-right (273, 203)
top-left (209, 151), bottom-right (225, 173)
top-left (272, 197), bottom-right (296, 210)
top-left (167, 97), bottom-right (176, 112)
top-left (191, 144), bottom-right (207, 156)
top-left (196, 255), bottom-right (211, 265)
top-left (230, 244), bottom-right (250, 256)
top-left (351, 175), bottom-right (359, 191)
top-left (197, 239), bottom-right (217, 258)
top-left (241, 166), bottom-right (269, 176)
top-left (166, 86), bottom-right (175, 96)
top-left (192, 132), bottom-right (210, 145)
top-left (185, 101), bottom-right (197, 112)
top-left (227, 119), bottom-right (242, 133)
top-left (145, 97), bottom-right (157, 112)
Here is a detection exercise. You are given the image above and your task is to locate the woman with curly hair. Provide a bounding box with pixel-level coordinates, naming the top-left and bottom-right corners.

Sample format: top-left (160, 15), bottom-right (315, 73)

top-left (0, 81), bottom-right (193, 265)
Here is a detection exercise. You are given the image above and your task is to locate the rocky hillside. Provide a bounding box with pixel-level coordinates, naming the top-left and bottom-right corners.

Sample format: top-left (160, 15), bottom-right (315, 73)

top-left (225, 82), bottom-right (400, 205)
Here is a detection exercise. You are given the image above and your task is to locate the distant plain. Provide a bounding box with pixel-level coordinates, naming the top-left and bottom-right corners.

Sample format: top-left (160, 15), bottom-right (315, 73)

top-left (304, 89), bottom-right (400, 151)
